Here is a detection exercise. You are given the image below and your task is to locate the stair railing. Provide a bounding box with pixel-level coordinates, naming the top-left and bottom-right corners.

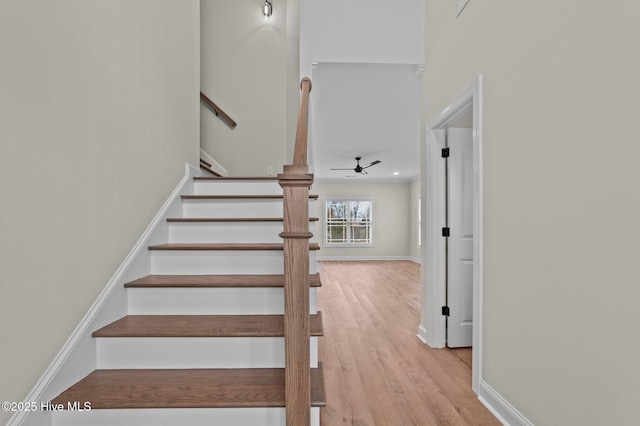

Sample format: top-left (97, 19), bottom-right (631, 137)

top-left (200, 91), bottom-right (237, 128)
top-left (278, 77), bottom-right (313, 426)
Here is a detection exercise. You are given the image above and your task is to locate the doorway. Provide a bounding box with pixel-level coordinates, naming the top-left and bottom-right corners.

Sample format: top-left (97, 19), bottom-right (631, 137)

top-left (419, 76), bottom-right (483, 393)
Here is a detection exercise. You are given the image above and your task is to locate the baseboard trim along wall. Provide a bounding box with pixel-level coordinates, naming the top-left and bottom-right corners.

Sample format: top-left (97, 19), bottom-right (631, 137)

top-left (199, 147), bottom-right (228, 177)
top-left (478, 380), bottom-right (534, 426)
top-left (416, 325), bottom-right (430, 345)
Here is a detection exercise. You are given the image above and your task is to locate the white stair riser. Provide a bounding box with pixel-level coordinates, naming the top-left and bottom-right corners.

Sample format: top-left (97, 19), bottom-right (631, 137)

top-left (182, 199), bottom-right (316, 218)
top-left (168, 222), bottom-right (317, 244)
top-left (150, 251), bottom-right (318, 275)
top-left (96, 337), bottom-right (319, 369)
top-left (193, 180), bottom-right (282, 195)
top-left (128, 288), bottom-right (318, 315)
top-left (52, 407), bottom-right (321, 426)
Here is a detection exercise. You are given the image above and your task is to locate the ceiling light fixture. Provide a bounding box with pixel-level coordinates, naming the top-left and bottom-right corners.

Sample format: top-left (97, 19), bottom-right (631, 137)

top-left (263, 0), bottom-right (273, 18)
top-left (393, 172), bottom-right (400, 176)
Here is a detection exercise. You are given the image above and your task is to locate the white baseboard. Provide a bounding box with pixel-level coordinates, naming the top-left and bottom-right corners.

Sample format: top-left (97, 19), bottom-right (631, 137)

top-left (408, 256), bottom-right (421, 264)
top-left (416, 325), bottom-right (429, 344)
top-left (478, 380), bottom-right (534, 426)
top-left (416, 324), bottom-right (444, 348)
top-left (200, 147), bottom-right (228, 177)
top-left (9, 163), bottom-right (200, 426)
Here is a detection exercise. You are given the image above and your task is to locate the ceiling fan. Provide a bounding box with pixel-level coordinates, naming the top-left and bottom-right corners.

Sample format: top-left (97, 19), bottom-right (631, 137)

top-left (331, 157), bottom-right (382, 175)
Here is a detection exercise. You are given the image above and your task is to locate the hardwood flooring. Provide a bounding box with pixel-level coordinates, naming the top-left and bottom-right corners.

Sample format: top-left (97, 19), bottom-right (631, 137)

top-left (317, 260), bottom-right (499, 426)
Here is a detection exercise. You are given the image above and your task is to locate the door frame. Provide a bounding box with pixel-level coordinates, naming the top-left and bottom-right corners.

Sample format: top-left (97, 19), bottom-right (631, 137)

top-left (419, 75), bottom-right (483, 393)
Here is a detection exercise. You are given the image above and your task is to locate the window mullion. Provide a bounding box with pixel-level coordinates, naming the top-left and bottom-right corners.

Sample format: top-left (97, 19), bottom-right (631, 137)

top-left (346, 201), bottom-right (351, 244)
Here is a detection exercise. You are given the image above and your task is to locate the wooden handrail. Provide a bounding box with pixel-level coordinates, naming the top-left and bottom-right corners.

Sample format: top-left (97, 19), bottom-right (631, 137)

top-left (200, 91), bottom-right (237, 128)
top-left (278, 77), bottom-right (314, 426)
top-left (293, 78), bottom-right (312, 165)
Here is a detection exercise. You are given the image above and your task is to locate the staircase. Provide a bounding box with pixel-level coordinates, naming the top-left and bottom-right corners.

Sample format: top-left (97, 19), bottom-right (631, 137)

top-left (200, 158), bottom-right (223, 177)
top-left (49, 176), bottom-right (325, 425)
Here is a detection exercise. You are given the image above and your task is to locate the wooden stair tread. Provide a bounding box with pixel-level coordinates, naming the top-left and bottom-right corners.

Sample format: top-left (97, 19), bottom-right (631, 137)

top-left (148, 243), bottom-right (321, 251)
top-left (125, 274), bottom-right (322, 288)
top-left (181, 194), bottom-right (319, 200)
top-left (167, 217), bottom-right (320, 222)
top-left (51, 365), bottom-right (326, 409)
top-left (92, 313), bottom-right (323, 337)
top-left (124, 274), bottom-right (321, 288)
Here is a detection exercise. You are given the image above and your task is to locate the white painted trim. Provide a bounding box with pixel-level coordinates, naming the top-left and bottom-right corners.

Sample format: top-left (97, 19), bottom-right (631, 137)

top-left (322, 197), bottom-right (374, 247)
top-left (457, 0), bottom-right (471, 17)
top-left (51, 407), bottom-right (321, 426)
top-left (199, 147), bottom-right (228, 177)
top-left (421, 75), bottom-right (483, 393)
top-left (416, 325), bottom-right (429, 344)
top-left (95, 336), bottom-right (319, 369)
top-left (407, 256), bottom-right (421, 264)
top-left (423, 126), bottom-right (447, 348)
top-left (9, 163), bottom-right (200, 426)
top-left (479, 380), bottom-right (534, 426)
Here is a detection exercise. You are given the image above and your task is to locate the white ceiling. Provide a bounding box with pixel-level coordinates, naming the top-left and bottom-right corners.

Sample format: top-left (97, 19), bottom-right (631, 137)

top-left (311, 62), bottom-right (422, 182)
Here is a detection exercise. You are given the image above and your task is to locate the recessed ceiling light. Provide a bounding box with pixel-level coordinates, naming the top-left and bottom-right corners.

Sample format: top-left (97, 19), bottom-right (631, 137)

top-left (393, 172), bottom-right (400, 176)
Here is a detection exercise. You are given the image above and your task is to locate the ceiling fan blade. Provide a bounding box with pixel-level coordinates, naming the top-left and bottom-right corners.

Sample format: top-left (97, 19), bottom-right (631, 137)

top-left (362, 160), bottom-right (381, 169)
top-left (330, 168), bottom-right (355, 171)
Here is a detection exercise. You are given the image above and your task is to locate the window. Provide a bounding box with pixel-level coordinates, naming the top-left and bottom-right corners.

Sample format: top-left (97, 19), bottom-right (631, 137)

top-left (325, 199), bottom-right (373, 245)
top-left (418, 196), bottom-right (422, 248)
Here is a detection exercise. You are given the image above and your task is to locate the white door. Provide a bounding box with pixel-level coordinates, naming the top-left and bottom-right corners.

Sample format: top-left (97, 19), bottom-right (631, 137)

top-left (446, 128), bottom-right (474, 348)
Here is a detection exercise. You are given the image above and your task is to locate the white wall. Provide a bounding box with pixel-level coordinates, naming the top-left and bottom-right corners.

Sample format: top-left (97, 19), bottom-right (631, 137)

top-left (300, 0), bottom-right (425, 77)
top-left (312, 181), bottom-right (411, 259)
top-left (0, 1), bottom-right (199, 423)
top-left (422, 1), bottom-right (640, 425)
top-left (201, 0), bottom-right (300, 176)
top-left (311, 62), bottom-right (422, 181)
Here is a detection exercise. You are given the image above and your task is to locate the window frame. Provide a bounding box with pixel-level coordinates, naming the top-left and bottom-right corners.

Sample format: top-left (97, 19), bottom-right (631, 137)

top-left (418, 195), bottom-right (422, 248)
top-left (323, 197), bottom-right (374, 247)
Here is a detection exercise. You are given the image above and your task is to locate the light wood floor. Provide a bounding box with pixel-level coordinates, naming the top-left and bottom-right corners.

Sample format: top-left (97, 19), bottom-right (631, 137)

top-left (317, 260), bottom-right (500, 426)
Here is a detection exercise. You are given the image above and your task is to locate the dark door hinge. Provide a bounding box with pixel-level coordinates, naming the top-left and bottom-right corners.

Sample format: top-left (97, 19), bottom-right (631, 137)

top-left (442, 227), bottom-right (450, 237)
top-left (442, 306), bottom-right (450, 316)
top-left (441, 148), bottom-right (450, 158)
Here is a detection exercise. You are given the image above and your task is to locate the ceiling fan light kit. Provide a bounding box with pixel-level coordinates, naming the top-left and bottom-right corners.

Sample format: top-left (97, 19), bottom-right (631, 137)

top-left (330, 156), bottom-right (382, 175)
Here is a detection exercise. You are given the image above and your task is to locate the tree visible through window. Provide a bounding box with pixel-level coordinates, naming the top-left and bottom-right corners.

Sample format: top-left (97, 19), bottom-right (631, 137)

top-left (325, 199), bottom-right (372, 245)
